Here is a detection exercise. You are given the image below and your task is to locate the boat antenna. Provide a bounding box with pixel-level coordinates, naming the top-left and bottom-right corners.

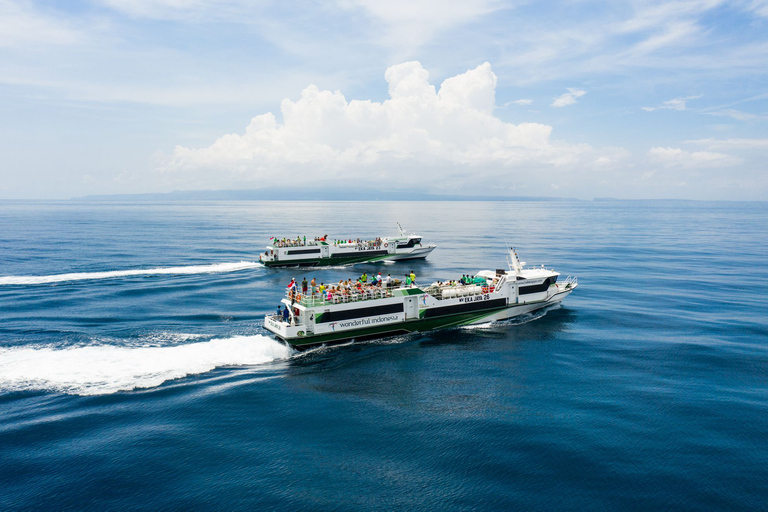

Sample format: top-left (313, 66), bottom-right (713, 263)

top-left (504, 238), bottom-right (516, 273)
top-left (396, 222), bottom-right (405, 236)
top-left (507, 246), bottom-right (523, 275)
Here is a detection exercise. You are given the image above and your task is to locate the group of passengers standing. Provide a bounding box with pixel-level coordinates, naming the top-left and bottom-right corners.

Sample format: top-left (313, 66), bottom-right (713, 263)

top-left (271, 235), bottom-right (329, 248)
top-left (276, 270), bottom-right (418, 322)
top-left (332, 237), bottom-right (384, 250)
top-left (287, 271), bottom-right (417, 298)
top-left (270, 235), bottom-right (385, 251)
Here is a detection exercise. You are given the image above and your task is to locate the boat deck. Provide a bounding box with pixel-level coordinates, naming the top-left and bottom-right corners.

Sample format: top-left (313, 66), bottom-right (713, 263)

top-left (287, 286), bottom-right (396, 307)
top-left (287, 280), bottom-right (498, 308)
top-left (270, 238), bottom-right (384, 251)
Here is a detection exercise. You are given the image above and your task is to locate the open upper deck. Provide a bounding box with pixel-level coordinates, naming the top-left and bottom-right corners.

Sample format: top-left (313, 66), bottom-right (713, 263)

top-left (268, 237), bottom-right (383, 250)
top-left (286, 286), bottom-right (396, 307)
top-left (285, 276), bottom-right (495, 309)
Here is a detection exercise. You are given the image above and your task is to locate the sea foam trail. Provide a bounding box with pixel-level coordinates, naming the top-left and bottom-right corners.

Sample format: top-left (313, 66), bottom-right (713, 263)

top-left (0, 261), bottom-right (262, 286)
top-left (0, 335), bottom-right (293, 395)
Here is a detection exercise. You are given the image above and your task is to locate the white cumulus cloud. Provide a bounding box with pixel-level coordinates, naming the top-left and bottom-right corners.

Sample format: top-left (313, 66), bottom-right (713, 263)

top-left (550, 88), bottom-right (586, 107)
top-left (163, 62), bottom-right (611, 192)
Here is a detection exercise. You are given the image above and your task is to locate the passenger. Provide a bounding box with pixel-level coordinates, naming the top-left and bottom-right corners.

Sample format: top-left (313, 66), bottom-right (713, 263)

top-left (302, 277), bottom-right (308, 295)
top-left (310, 277), bottom-right (317, 296)
top-left (376, 272), bottom-right (382, 286)
top-left (410, 270), bottom-right (416, 284)
top-left (276, 304), bottom-right (282, 317)
top-left (361, 272), bottom-right (367, 283)
top-left (282, 306), bottom-right (289, 322)
top-left (405, 274), bottom-right (412, 286)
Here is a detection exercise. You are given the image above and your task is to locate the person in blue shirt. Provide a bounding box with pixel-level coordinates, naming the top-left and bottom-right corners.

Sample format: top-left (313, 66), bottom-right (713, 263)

top-left (282, 306), bottom-right (289, 322)
top-left (277, 304), bottom-right (282, 317)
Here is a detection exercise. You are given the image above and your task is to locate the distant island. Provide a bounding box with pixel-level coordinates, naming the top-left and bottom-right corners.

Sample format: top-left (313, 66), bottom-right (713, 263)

top-left (75, 188), bottom-right (578, 202)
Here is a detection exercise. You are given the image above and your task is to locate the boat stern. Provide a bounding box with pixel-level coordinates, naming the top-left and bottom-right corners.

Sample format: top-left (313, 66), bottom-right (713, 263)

top-left (259, 247), bottom-right (277, 265)
top-left (264, 314), bottom-right (308, 340)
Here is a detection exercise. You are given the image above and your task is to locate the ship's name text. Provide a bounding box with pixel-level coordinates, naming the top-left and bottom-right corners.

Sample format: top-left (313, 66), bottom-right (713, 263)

top-left (459, 294), bottom-right (491, 303)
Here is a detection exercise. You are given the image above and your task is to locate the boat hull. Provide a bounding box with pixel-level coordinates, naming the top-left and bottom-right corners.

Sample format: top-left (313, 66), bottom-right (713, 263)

top-left (261, 251), bottom-right (390, 267)
top-left (261, 245), bottom-right (436, 267)
top-left (380, 245), bottom-right (436, 261)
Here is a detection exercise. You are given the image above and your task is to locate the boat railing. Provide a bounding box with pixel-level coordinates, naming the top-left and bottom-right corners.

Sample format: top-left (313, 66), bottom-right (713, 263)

top-left (332, 241), bottom-right (384, 251)
top-left (268, 313), bottom-right (294, 326)
top-left (286, 287), bottom-right (394, 306)
top-left (271, 238), bottom-right (384, 250)
top-left (562, 275), bottom-right (578, 289)
top-left (271, 239), bottom-right (324, 248)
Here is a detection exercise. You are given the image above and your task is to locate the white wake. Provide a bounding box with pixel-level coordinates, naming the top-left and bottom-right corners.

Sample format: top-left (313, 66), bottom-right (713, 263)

top-left (0, 335), bottom-right (293, 395)
top-left (0, 261), bottom-right (262, 286)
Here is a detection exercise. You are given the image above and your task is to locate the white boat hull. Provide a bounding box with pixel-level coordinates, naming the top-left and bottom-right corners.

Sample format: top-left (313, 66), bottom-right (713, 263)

top-left (385, 245), bottom-right (436, 261)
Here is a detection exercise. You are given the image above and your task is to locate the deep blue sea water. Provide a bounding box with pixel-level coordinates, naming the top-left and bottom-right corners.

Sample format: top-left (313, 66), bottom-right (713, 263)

top-left (1, 200), bottom-right (767, 510)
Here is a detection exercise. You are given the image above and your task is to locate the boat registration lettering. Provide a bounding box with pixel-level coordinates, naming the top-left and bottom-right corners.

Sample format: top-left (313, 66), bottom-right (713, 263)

top-left (459, 294), bottom-right (491, 303)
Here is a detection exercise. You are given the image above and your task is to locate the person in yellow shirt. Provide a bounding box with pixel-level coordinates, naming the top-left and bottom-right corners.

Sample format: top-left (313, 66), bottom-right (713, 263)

top-left (410, 270), bottom-right (416, 285)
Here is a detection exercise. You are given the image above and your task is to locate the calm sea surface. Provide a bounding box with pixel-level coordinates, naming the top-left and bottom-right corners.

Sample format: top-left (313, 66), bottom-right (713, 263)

top-left (1, 200), bottom-right (767, 510)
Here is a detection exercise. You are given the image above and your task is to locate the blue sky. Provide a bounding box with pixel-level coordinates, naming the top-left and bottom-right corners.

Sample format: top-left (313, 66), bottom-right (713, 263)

top-left (1, 0), bottom-right (767, 200)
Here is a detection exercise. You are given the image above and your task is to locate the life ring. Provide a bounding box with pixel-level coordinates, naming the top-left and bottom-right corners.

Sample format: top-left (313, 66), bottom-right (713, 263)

top-left (384, 243), bottom-right (388, 248)
top-left (297, 294), bottom-right (302, 301)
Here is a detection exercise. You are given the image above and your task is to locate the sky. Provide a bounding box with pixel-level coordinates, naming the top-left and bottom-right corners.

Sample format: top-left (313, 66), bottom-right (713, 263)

top-left (1, 0), bottom-right (767, 200)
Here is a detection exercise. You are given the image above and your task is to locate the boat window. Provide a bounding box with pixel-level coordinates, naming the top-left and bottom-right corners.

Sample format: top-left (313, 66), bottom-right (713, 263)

top-left (422, 298), bottom-right (507, 318)
top-left (519, 276), bottom-right (557, 295)
top-left (317, 303), bottom-right (404, 323)
top-left (286, 248), bottom-right (322, 255)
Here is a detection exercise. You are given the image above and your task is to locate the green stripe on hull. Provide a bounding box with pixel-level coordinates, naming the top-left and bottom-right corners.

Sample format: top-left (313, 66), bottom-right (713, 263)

top-left (263, 252), bottom-right (392, 267)
top-left (283, 306), bottom-right (506, 348)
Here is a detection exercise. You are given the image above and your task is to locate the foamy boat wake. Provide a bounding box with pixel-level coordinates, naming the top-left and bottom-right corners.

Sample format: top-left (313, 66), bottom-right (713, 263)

top-left (0, 261), bottom-right (262, 286)
top-left (0, 335), bottom-right (293, 395)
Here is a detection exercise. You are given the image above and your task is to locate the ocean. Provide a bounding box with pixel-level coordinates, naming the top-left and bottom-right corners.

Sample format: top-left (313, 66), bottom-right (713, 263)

top-left (1, 199), bottom-right (767, 510)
